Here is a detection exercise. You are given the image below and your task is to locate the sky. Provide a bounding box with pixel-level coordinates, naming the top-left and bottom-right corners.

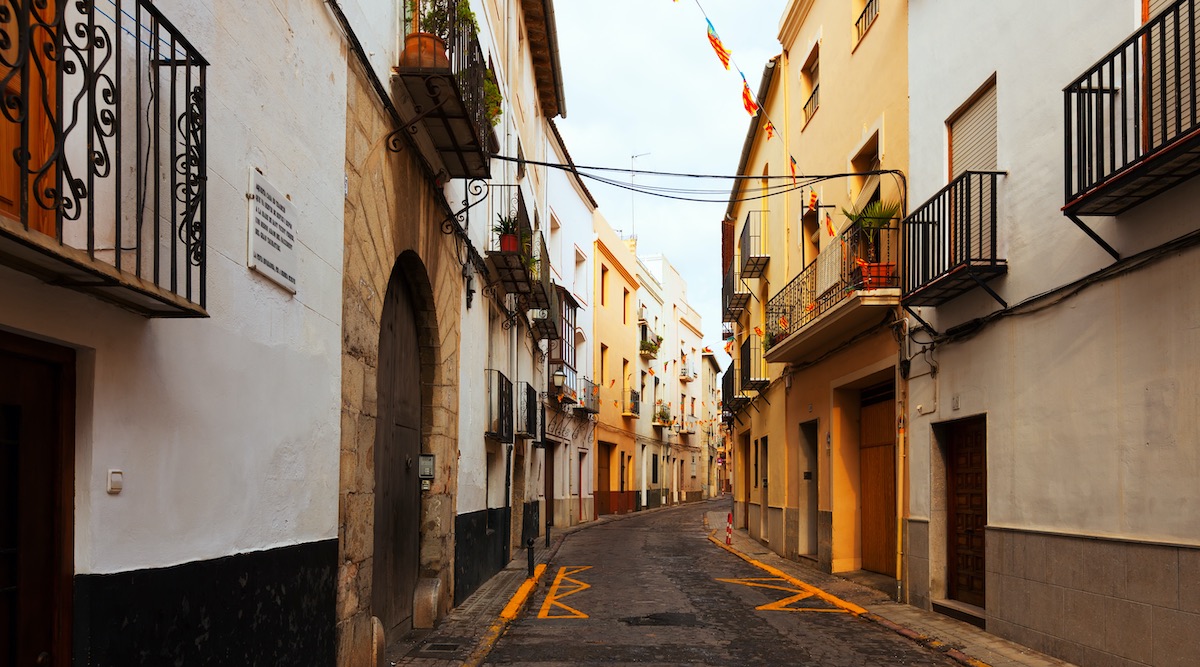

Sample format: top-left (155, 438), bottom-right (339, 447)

top-left (553, 0), bottom-right (787, 368)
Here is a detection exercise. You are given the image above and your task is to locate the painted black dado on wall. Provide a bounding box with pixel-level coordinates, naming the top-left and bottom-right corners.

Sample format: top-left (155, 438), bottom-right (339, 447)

top-left (73, 539), bottom-right (336, 666)
top-left (454, 507), bottom-right (511, 605)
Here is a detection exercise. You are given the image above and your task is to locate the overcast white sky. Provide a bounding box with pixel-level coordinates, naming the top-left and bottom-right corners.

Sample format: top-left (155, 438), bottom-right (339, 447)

top-left (554, 1), bottom-right (787, 367)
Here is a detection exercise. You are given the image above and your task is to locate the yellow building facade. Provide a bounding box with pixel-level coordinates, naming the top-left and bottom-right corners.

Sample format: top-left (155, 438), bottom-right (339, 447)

top-left (723, 0), bottom-right (908, 579)
top-left (592, 214), bottom-right (642, 516)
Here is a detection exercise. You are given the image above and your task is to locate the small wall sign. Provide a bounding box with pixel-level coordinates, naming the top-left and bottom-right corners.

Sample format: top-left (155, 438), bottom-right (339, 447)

top-left (248, 169), bottom-right (298, 293)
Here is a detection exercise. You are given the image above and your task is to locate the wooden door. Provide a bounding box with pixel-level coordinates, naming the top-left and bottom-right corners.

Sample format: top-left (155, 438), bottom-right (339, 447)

top-left (544, 444), bottom-right (555, 526)
top-left (594, 444), bottom-right (610, 516)
top-left (860, 394), bottom-right (896, 577)
top-left (373, 268), bottom-right (422, 643)
top-left (1, 12), bottom-right (57, 236)
top-left (1, 331), bottom-right (74, 667)
top-left (947, 417), bottom-right (987, 607)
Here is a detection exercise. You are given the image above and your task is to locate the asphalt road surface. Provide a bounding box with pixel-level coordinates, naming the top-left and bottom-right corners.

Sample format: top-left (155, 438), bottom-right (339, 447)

top-left (485, 499), bottom-right (957, 666)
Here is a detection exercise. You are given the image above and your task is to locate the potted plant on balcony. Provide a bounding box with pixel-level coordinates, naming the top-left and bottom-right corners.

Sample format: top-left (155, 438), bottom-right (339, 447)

top-left (842, 198), bottom-right (900, 289)
top-left (654, 405), bottom-right (672, 425)
top-left (484, 70), bottom-right (503, 126)
top-left (400, 0), bottom-right (477, 68)
top-left (493, 213), bottom-right (520, 252)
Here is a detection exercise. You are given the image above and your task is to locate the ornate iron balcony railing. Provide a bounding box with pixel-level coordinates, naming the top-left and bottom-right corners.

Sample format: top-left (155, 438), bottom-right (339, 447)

top-left (739, 210), bottom-right (769, 279)
top-left (902, 171), bottom-right (1007, 307)
top-left (1065, 0), bottom-right (1200, 215)
top-left (0, 0), bottom-right (207, 316)
top-left (516, 381), bottom-right (538, 437)
top-left (764, 219), bottom-right (898, 347)
top-left (485, 369), bottom-right (513, 443)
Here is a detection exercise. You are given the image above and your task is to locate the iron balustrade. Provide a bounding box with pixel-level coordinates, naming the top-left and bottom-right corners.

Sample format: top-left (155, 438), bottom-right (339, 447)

top-left (855, 0), bottom-right (880, 42)
top-left (901, 171), bottom-right (1006, 306)
top-left (1064, 0), bottom-right (1200, 213)
top-left (740, 335), bottom-right (768, 392)
top-left (622, 387), bottom-right (640, 417)
top-left (485, 369), bottom-right (513, 443)
top-left (576, 377), bottom-right (600, 414)
top-left (764, 219), bottom-right (899, 348)
top-left (739, 210), bottom-right (769, 279)
top-left (527, 230), bottom-right (552, 309)
top-left (398, 0), bottom-right (490, 178)
top-left (803, 84), bottom-right (820, 123)
top-left (0, 0), bottom-right (207, 313)
top-left (652, 404), bottom-right (672, 427)
top-left (721, 261), bottom-right (749, 321)
top-left (679, 359), bottom-right (696, 381)
top-left (531, 276), bottom-right (561, 341)
top-left (516, 381), bottom-right (538, 437)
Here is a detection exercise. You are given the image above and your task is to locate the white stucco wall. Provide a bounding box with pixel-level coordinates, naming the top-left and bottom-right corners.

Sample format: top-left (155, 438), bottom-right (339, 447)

top-left (0, 0), bottom-right (346, 573)
top-left (906, 0), bottom-right (1200, 544)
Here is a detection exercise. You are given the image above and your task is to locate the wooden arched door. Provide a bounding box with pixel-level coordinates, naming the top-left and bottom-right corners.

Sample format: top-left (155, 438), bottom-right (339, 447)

top-left (373, 266), bottom-right (422, 642)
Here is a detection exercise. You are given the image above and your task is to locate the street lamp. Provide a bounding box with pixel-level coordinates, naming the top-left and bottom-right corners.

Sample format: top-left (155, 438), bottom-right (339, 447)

top-left (552, 367), bottom-right (566, 392)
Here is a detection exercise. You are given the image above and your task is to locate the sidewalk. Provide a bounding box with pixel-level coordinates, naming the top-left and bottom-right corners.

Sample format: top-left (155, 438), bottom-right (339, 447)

top-left (392, 499), bottom-right (1074, 667)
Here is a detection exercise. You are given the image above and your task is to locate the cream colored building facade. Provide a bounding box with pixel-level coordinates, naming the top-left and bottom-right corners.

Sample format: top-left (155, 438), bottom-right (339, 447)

top-left (724, 0), bottom-right (909, 582)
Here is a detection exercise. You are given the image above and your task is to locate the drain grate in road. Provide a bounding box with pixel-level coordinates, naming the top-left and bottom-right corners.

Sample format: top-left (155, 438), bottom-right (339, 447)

top-left (620, 612), bottom-right (701, 627)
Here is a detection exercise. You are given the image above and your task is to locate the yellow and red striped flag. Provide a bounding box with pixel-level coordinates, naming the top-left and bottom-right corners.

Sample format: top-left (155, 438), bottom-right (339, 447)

top-left (789, 156), bottom-right (798, 185)
top-left (825, 211), bottom-right (835, 237)
top-left (808, 189), bottom-right (818, 212)
top-left (764, 120), bottom-right (776, 140)
top-left (707, 20), bottom-right (732, 70)
top-left (754, 326), bottom-right (763, 338)
top-left (724, 338), bottom-right (735, 355)
top-left (778, 315), bottom-right (789, 330)
top-left (741, 77), bottom-right (759, 116)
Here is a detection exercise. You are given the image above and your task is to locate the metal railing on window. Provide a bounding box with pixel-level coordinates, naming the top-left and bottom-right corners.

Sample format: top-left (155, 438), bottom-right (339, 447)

top-left (1064, 0), bottom-right (1200, 212)
top-left (485, 369), bottom-right (513, 443)
top-left (902, 171), bottom-right (1006, 305)
top-left (722, 261), bottom-right (749, 321)
top-left (803, 84), bottom-right (820, 123)
top-left (516, 381), bottom-right (538, 438)
top-left (0, 0), bottom-right (208, 314)
top-left (577, 377), bottom-right (600, 414)
top-left (622, 387), bottom-right (640, 417)
top-left (739, 210), bottom-right (769, 279)
top-left (855, 0), bottom-right (880, 42)
top-left (764, 219), bottom-right (899, 348)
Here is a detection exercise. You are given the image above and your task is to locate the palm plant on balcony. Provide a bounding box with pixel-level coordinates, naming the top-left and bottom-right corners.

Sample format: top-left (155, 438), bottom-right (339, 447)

top-left (493, 213), bottom-right (520, 252)
top-left (842, 198), bottom-right (900, 288)
top-left (401, 0), bottom-right (477, 68)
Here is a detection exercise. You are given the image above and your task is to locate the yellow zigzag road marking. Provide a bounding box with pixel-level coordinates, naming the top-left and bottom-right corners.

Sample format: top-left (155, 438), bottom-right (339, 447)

top-left (538, 566), bottom-right (592, 619)
top-left (717, 576), bottom-right (850, 613)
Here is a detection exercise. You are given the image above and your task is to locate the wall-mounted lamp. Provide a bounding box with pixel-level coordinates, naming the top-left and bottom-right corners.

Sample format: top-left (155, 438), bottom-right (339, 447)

top-left (552, 368), bottom-right (566, 390)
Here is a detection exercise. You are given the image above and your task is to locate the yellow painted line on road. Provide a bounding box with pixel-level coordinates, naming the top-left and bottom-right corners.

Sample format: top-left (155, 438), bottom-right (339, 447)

top-left (708, 534), bottom-right (867, 615)
top-left (463, 563), bottom-right (548, 667)
top-left (538, 565), bottom-right (592, 619)
top-left (716, 577), bottom-right (850, 613)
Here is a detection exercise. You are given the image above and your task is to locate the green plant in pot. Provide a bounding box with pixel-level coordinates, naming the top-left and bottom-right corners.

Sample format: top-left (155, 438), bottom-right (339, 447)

top-left (483, 70), bottom-right (503, 126)
top-left (493, 213), bottom-right (520, 252)
top-left (841, 198), bottom-right (900, 288)
top-left (402, 0), bottom-right (477, 68)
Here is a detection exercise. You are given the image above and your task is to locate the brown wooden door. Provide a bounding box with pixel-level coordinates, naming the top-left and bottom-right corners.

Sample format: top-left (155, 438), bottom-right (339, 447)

top-left (544, 444), bottom-right (555, 526)
top-left (1, 331), bottom-right (74, 667)
top-left (594, 444), bottom-right (610, 517)
top-left (373, 268), bottom-right (422, 643)
top-left (948, 417), bottom-right (987, 607)
top-left (860, 395), bottom-right (896, 577)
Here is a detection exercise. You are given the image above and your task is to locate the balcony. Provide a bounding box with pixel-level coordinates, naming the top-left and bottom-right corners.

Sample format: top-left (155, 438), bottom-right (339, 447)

top-left (550, 361), bottom-right (577, 406)
top-left (516, 381), bottom-right (538, 438)
top-left (621, 388), bottom-right (641, 418)
top-left (679, 359), bottom-right (696, 382)
top-left (0, 0), bottom-right (207, 317)
top-left (639, 330), bottom-right (661, 359)
top-left (395, 0), bottom-right (491, 179)
top-left (485, 369), bottom-right (513, 443)
top-left (526, 231), bottom-right (553, 310)
top-left (485, 191), bottom-right (535, 298)
top-left (855, 0), bottom-right (879, 43)
top-left (530, 278), bottom-right (561, 340)
top-left (903, 171), bottom-right (1007, 307)
top-left (1064, 0), bottom-right (1200, 216)
top-left (723, 357), bottom-right (751, 414)
top-left (652, 405), bottom-right (672, 429)
top-left (739, 211), bottom-right (770, 279)
top-left (576, 377), bottom-right (601, 414)
top-left (637, 305), bottom-right (647, 324)
top-left (721, 261), bottom-right (750, 322)
top-left (763, 219), bottom-right (899, 365)
top-left (740, 336), bottom-right (769, 392)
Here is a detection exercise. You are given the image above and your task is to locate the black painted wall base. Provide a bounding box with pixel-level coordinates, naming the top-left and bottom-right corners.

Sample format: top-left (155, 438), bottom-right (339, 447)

top-left (454, 507), bottom-right (511, 605)
top-left (73, 539), bottom-right (337, 667)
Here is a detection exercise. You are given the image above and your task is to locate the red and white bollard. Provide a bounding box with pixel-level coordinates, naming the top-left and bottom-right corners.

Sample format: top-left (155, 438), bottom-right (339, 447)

top-left (726, 512), bottom-right (733, 545)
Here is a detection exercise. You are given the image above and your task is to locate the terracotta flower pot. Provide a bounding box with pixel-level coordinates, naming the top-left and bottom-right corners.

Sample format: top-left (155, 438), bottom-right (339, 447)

top-left (499, 233), bottom-right (518, 252)
top-left (860, 262), bottom-right (895, 289)
top-left (399, 32), bottom-right (450, 69)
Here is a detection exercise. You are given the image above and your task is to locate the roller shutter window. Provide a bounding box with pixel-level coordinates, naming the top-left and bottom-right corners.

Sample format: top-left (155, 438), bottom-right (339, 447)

top-left (948, 83), bottom-right (998, 261)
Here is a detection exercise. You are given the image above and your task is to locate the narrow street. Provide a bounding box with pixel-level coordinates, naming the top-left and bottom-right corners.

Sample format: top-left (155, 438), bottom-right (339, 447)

top-left (485, 500), bottom-right (957, 666)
